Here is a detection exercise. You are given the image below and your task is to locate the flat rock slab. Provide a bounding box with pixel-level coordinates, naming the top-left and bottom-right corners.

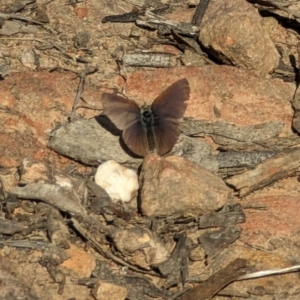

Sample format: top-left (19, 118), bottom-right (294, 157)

top-left (48, 117), bottom-right (219, 170)
top-left (0, 65), bottom-right (294, 171)
top-left (115, 65), bottom-right (294, 135)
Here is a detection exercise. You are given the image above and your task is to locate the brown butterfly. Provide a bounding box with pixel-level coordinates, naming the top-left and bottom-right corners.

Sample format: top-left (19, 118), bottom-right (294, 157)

top-left (101, 78), bottom-right (190, 157)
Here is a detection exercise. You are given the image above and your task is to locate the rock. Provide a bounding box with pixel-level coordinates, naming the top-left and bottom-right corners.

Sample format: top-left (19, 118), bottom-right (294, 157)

top-left (199, 0), bottom-right (279, 75)
top-left (0, 67), bottom-right (293, 174)
top-left (94, 160), bottom-right (139, 203)
top-left (91, 281), bottom-right (128, 300)
top-left (61, 244), bottom-right (96, 278)
top-left (140, 155), bottom-right (230, 217)
top-left (208, 244), bottom-right (300, 298)
top-left (20, 49), bottom-right (39, 70)
top-left (111, 226), bottom-right (170, 269)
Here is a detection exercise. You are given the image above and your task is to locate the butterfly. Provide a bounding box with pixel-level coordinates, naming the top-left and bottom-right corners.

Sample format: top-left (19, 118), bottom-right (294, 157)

top-left (101, 78), bottom-right (190, 157)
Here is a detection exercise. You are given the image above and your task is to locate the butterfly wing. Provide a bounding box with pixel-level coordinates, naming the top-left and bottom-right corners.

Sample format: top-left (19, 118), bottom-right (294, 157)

top-left (102, 93), bottom-right (140, 130)
top-left (151, 78), bottom-right (190, 120)
top-left (153, 118), bottom-right (180, 156)
top-left (151, 78), bottom-right (190, 155)
top-left (102, 93), bottom-right (148, 156)
top-left (102, 79), bottom-right (190, 157)
top-left (122, 120), bottom-right (149, 157)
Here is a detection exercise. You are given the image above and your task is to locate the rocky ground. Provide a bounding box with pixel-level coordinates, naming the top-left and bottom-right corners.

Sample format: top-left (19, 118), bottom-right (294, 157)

top-left (1, 0), bottom-right (300, 299)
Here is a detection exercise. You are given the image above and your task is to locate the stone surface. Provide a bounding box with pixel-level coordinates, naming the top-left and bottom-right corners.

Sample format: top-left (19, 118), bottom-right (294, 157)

top-left (140, 154), bottom-right (230, 217)
top-left (199, 0), bottom-right (279, 75)
top-left (210, 244), bottom-right (300, 298)
top-left (91, 281), bottom-right (128, 300)
top-left (0, 65), bottom-right (294, 174)
top-left (111, 226), bottom-right (170, 269)
top-left (61, 244), bottom-right (96, 278)
top-left (240, 177), bottom-right (300, 262)
top-left (0, 0), bottom-right (299, 298)
top-left (121, 66), bottom-right (294, 135)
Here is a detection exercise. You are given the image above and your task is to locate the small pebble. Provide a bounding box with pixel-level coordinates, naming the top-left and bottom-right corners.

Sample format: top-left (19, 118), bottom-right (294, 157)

top-left (94, 160), bottom-right (139, 203)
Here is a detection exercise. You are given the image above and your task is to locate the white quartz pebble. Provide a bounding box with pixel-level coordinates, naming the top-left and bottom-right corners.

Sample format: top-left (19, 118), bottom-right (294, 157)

top-left (94, 160), bottom-right (139, 202)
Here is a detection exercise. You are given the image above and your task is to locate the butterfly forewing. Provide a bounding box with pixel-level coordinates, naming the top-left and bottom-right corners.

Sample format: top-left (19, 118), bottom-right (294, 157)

top-left (151, 78), bottom-right (190, 120)
top-left (102, 93), bottom-right (140, 130)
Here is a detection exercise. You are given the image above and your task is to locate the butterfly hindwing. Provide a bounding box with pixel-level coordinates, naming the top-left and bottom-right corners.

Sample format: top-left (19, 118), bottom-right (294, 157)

top-left (122, 120), bottom-right (149, 157)
top-left (153, 117), bottom-right (180, 155)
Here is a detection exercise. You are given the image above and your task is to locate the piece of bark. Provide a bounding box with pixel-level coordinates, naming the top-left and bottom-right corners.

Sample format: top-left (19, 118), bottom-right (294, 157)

top-left (0, 239), bottom-right (52, 249)
top-left (249, 0), bottom-right (300, 20)
top-left (198, 225), bottom-right (241, 258)
top-left (171, 30), bottom-right (208, 58)
top-left (47, 208), bottom-right (70, 248)
top-left (154, 234), bottom-right (189, 288)
top-left (0, 217), bottom-right (27, 234)
top-left (140, 155), bottom-right (229, 217)
top-left (102, 11), bottom-right (140, 23)
top-left (3, 0), bottom-right (36, 14)
top-left (218, 150), bottom-right (279, 169)
top-left (150, 203), bottom-right (245, 234)
top-left (180, 119), bottom-right (284, 144)
top-left (207, 245), bottom-right (300, 298)
top-left (87, 179), bottom-right (133, 221)
top-left (123, 52), bottom-right (178, 68)
top-left (11, 183), bottom-right (86, 215)
top-left (216, 135), bottom-right (300, 152)
top-left (90, 261), bottom-right (169, 300)
top-left (5, 194), bottom-right (21, 215)
top-left (19, 158), bottom-right (86, 210)
top-left (192, 0), bottom-right (211, 26)
top-left (199, 203), bottom-right (246, 228)
top-left (136, 11), bottom-right (199, 37)
top-left (21, 218), bottom-right (48, 236)
top-left (181, 258), bottom-right (247, 300)
top-left (226, 148), bottom-right (300, 196)
top-left (0, 11), bottom-right (50, 26)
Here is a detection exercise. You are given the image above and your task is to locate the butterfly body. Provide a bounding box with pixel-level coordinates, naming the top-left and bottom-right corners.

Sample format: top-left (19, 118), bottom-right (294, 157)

top-left (140, 105), bottom-right (155, 132)
top-left (140, 104), bottom-right (158, 154)
top-left (102, 79), bottom-right (190, 157)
